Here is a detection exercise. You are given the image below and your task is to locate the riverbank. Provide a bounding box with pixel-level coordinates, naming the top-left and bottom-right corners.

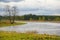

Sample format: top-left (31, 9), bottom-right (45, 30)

top-left (0, 21), bottom-right (26, 27)
top-left (0, 31), bottom-right (60, 40)
top-left (18, 20), bottom-right (60, 23)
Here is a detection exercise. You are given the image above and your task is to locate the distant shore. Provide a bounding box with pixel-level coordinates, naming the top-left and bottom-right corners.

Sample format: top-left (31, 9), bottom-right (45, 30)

top-left (16, 20), bottom-right (60, 23)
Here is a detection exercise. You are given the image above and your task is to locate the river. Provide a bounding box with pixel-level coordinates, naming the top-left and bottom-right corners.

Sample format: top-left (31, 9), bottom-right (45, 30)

top-left (0, 22), bottom-right (60, 35)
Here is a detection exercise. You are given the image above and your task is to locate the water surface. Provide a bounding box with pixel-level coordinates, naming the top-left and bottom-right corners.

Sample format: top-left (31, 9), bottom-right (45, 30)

top-left (0, 22), bottom-right (60, 35)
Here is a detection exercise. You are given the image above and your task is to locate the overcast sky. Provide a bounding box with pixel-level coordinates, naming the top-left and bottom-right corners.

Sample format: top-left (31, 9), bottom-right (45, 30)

top-left (0, 0), bottom-right (60, 16)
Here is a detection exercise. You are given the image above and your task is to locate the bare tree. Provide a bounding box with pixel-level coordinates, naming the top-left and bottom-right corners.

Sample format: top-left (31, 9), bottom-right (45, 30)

top-left (5, 5), bottom-right (17, 24)
top-left (5, 5), bottom-right (11, 23)
top-left (11, 6), bottom-right (17, 24)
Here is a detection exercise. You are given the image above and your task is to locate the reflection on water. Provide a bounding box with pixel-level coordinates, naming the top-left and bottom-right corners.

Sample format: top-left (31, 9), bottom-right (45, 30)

top-left (0, 22), bottom-right (60, 35)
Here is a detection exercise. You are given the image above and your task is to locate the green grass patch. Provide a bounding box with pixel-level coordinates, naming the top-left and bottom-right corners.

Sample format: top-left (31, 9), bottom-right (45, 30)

top-left (0, 21), bottom-right (26, 27)
top-left (0, 31), bottom-right (60, 40)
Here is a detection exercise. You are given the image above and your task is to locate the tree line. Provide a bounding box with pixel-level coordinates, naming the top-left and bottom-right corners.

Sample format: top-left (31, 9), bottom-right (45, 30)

top-left (0, 14), bottom-right (60, 21)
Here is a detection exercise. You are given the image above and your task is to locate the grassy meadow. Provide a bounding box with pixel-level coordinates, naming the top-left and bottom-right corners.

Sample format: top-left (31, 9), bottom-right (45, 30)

top-left (0, 31), bottom-right (60, 40)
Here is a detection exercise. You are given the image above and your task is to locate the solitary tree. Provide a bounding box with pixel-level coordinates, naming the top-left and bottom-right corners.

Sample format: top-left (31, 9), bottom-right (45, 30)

top-left (11, 6), bottom-right (17, 24)
top-left (5, 5), bottom-right (17, 24)
top-left (5, 5), bottom-right (11, 23)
